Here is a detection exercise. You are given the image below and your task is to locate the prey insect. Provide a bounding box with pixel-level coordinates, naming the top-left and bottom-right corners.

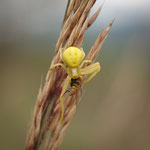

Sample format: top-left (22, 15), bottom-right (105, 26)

top-left (69, 77), bottom-right (82, 95)
top-left (50, 46), bottom-right (101, 125)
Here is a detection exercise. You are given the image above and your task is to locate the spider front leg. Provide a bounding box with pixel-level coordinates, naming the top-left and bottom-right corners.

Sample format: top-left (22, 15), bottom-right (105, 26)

top-left (80, 62), bottom-right (101, 85)
top-left (50, 63), bottom-right (67, 71)
top-left (80, 60), bottom-right (92, 68)
top-left (60, 75), bottom-right (71, 125)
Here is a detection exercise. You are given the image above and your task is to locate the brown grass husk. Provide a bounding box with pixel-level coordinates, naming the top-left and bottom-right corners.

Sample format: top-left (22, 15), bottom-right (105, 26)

top-left (26, 0), bottom-right (114, 150)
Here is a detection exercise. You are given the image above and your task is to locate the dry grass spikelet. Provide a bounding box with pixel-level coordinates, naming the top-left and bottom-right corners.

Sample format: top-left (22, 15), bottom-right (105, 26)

top-left (26, 0), bottom-right (114, 150)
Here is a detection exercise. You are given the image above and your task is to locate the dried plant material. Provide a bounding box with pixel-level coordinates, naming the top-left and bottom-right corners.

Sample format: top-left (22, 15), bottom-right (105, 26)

top-left (26, 0), bottom-right (114, 150)
top-left (88, 5), bottom-right (103, 28)
top-left (74, 0), bottom-right (80, 12)
top-left (87, 19), bottom-right (114, 61)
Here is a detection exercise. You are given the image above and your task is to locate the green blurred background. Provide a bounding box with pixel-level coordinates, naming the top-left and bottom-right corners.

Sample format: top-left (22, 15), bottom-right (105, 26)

top-left (0, 0), bottom-right (150, 149)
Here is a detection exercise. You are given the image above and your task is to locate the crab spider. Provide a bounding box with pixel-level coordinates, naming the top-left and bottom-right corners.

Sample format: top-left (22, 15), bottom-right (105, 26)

top-left (50, 46), bottom-right (101, 125)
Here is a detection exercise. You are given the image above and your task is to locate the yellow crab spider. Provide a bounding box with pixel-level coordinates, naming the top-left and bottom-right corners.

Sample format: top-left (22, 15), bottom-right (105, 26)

top-left (50, 46), bottom-right (101, 125)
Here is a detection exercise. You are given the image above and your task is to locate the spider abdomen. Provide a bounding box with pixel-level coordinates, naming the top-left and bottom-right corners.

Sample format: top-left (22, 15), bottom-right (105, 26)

top-left (62, 47), bottom-right (85, 67)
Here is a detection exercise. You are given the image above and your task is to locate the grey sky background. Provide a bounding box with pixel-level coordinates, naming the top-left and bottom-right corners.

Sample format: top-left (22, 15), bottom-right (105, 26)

top-left (0, 0), bottom-right (150, 40)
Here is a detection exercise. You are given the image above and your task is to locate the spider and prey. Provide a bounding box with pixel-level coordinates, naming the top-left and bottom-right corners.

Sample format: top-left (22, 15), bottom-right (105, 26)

top-left (50, 46), bottom-right (100, 124)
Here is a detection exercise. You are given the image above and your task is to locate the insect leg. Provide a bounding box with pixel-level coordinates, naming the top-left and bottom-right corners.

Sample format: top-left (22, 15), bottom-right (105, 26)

top-left (80, 62), bottom-right (101, 85)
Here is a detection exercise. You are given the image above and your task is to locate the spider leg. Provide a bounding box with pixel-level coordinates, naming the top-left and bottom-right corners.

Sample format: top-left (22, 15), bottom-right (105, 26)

top-left (80, 48), bottom-right (85, 58)
top-left (60, 47), bottom-right (65, 60)
top-left (80, 60), bottom-right (92, 68)
top-left (60, 75), bottom-right (71, 125)
top-left (80, 62), bottom-right (101, 85)
top-left (50, 63), bottom-right (67, 71)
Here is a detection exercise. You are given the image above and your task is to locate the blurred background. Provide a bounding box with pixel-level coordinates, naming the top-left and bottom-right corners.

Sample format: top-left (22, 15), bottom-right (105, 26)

top-left (0, 0), bottom-right (150, 149)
